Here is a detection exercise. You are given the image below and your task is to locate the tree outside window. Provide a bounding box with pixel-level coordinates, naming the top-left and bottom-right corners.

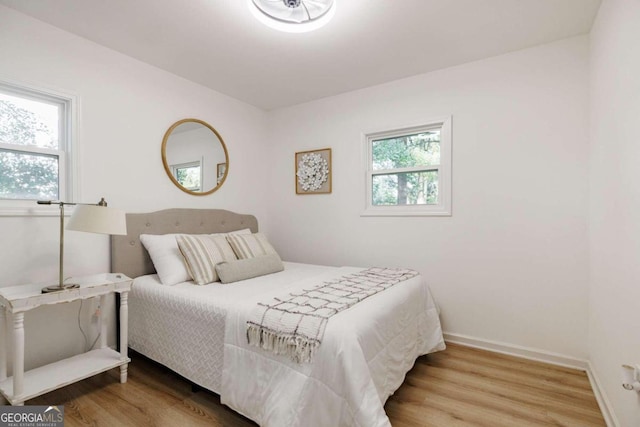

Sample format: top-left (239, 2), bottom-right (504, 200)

top-left (172, 162), bottom-right (202, 192)
top-left (0, 86), bottom-right (69, 201)
top-left (371, 130), bottom-right (440, 206)
top-left (363, 117), bottom-right (452, 216)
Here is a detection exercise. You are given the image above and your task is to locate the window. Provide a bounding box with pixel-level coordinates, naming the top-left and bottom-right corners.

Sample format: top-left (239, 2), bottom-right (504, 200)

top-left (362, 117), bottom-right (451, 216)
top-left (0, 81), bottom-right (75, 212)
top-left (171, 161), bottom-right (202, 192)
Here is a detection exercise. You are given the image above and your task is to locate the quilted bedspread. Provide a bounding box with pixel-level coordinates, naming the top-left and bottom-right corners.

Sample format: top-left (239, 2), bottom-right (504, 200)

top-left (129, 262), bottom-right (445, 426)
top-left (221, 265), bottom-right (445, 427)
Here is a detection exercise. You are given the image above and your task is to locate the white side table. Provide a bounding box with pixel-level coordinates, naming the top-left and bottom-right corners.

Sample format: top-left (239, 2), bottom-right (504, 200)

top-left (0, 273), bottom-right (132, 406)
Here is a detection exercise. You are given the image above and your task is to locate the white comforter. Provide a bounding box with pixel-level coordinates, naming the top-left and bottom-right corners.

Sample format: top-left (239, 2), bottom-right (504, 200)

top-left (221, 265), bottom-right (445, 427)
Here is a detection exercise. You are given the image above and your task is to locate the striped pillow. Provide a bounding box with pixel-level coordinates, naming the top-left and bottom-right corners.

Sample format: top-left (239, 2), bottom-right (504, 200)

top-left (226, 233), bottom-right (278, 259)
top-left (176, 234), bottom-right (238, 285)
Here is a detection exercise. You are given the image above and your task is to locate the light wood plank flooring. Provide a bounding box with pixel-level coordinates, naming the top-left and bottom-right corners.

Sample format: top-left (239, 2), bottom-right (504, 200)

top-left (28, 343), bottom-right (605, 426)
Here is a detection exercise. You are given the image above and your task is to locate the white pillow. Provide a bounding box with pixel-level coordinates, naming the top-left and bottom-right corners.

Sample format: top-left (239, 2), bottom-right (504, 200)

top-left (140, 228), bottom-right (251, 285)
top-left (140, 234), bottom-right (189, 286)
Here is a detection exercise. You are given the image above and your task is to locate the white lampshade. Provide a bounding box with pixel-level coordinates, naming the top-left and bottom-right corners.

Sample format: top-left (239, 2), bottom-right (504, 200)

top-left (67, 204), bottom-right (127, 236)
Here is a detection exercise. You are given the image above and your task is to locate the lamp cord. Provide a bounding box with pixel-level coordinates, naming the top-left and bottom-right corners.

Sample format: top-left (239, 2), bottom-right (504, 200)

top-left (77, 299), bottom-right (101, 351)
top-left (77, 299), bottom-right (88, 350)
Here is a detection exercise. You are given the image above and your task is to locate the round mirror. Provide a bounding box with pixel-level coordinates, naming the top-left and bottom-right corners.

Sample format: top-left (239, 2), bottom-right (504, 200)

top-left (161, 118), bottom-right (229, 196)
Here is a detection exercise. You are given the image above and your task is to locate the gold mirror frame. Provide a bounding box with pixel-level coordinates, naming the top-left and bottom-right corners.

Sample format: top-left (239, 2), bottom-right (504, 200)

top-left (161, 118), bottom-right (229, 196)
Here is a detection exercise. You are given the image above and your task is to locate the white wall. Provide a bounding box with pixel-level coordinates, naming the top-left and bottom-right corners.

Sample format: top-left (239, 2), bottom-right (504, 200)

top-left (266, 37), bottom-right (591, 359)
top-left (0, 5), bottom-right (269, 370)
top-left (589, 0), bottom-right (640, 425)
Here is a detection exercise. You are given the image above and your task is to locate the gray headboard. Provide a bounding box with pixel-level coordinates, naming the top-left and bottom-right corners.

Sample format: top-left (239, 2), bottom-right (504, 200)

top-left (110, 208), bottom-right (258, 279)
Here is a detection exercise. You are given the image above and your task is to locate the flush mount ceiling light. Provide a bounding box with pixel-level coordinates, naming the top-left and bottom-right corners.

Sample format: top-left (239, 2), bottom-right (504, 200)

top-left (249, 0), bottom-right (336, 33)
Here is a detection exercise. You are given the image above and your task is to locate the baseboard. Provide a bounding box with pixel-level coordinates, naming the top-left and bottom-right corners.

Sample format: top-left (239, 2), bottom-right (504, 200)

top-left (443, 332), bottom-right (619, 426)
top-left (586, 361), bottom-right (620, 427)
top-left (443, 332), bottom-right (588, 370)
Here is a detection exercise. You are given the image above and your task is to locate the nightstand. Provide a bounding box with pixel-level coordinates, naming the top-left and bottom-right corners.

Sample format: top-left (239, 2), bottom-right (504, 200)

top-left (0, 273), bottom-right (132, 406)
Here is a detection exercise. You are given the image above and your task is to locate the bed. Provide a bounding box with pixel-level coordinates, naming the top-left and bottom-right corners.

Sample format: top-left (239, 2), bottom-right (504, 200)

top-left (111, 209), bottom-right (445, 427)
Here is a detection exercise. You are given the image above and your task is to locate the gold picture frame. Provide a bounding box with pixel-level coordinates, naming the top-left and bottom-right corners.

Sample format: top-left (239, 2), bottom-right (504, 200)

top-left (217, 162), bottom-right (226, 178)
top-left (295, 148), bottom-right (332, 195)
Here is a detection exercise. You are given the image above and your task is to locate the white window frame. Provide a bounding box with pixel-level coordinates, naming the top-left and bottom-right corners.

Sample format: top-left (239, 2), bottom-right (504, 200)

top-left (0, 78), bottom-right (78, 216)
top-left (361, 116), bottom-right (452, 217)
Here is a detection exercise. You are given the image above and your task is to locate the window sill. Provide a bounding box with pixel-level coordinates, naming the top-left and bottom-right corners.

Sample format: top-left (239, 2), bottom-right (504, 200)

top-left (0, 205), bottom-right (73, 217)
top-left (360, 206), bottom-right (451, 217)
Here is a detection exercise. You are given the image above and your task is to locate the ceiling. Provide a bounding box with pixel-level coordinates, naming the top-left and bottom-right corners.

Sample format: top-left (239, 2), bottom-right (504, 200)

top-left (0, 0), bottom-right (602, 110)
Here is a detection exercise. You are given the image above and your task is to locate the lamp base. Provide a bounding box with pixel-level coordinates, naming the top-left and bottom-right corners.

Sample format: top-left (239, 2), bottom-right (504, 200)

top-left (41, 283), bottom-right (80, 293)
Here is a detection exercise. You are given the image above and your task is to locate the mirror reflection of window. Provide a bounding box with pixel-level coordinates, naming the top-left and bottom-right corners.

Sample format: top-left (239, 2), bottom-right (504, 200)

top-left (171, 161), bottom-right (202, 192)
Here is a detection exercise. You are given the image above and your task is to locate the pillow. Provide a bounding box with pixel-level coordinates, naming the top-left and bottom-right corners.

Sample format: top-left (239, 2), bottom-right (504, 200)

top-left (215, 254), bottom-right (284, 284)
top-left (176, 234), bottom-right (238, 285)
top-left (140, 234), bottom-right (190, 285)
top-left (139, 228), bottom-right (251, 285)
top-left (214, 228), bottom-right (251, 237)
top-left (226, 232), bottom-right (279, 260)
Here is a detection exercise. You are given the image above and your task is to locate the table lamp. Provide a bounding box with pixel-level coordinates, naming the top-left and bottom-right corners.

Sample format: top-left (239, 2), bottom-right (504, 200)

top-left (36, 198), bottom-right (127, 293)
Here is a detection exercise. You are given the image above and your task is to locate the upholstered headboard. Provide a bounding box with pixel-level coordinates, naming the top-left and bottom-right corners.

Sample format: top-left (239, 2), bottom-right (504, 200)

top-left (110, 208), bottom-right (258, 279)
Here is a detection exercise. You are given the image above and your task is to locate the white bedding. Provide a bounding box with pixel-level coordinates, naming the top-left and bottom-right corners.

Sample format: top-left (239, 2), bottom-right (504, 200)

top-left (129, 262), bottom-right (445, 426)
top-left (129, 262), bottom-right (337, 392)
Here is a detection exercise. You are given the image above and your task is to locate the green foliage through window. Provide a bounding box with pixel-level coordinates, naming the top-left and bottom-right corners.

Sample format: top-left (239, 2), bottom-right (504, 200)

top-left (0, 98), bottom-right (58, 149)
top-left (372, 131), bottom-right (440, 170)
top-left (373, 171), bottom-right (438, 206)
top-left (0, 91), bottom-right (63, 201)
top-left (371, 130), bottom-right (440, 206)
top-left (175, 165), bottom-right (201, 191)
top-left (0, 150), bottom-right (58, 199)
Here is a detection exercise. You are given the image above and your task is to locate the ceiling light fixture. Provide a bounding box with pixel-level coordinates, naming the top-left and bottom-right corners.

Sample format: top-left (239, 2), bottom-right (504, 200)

top-left (249, 0), bottom-right (336, 33)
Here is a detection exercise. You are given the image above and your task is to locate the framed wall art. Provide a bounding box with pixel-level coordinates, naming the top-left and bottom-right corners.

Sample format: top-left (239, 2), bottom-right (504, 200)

top-left (216, 162), bottom-right (227, 184)
top-left (295, 148), bottom-right (332, 195)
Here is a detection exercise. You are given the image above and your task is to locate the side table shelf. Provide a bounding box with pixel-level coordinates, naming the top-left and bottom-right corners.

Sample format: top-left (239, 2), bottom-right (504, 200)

top-left (0, 273), bottom-right (132, 406)
top-left (0, 348), bottom-right (129, 405)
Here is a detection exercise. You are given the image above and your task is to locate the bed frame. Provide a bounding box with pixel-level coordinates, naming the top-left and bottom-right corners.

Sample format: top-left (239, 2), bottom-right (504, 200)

top-left (110, 208), bottom-right (258, 278)
top-left (109, 209), bottom-right (444, 426)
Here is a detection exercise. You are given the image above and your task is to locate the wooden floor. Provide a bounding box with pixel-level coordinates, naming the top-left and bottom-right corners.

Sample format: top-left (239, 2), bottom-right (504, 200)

top-left (28, 343), bottom-right (605, 426)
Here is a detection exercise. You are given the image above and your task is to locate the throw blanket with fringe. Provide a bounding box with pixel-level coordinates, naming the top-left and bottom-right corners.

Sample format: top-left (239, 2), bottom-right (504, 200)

top-left (246, 267), bottom-right (419, 363)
